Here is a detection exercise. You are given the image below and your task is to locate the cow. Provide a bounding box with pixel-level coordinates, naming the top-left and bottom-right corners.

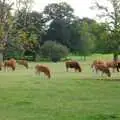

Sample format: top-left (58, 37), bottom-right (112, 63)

top-left (35, 64), bottom-right (51, 79)
top-left (91, 60), bottom-right (105, 72)
top-left (65, 61), bottom-right (82, 72)
top-left (105, 61), bottom-right (117, 72)
top-left (17, 60), bottom-right (29, 69)
top-left (4, 58), bottom-right (16, 71)
top-left (94, 63), bottom-right (111, 77)
top-left (91, 60), bottom-right (118, 73)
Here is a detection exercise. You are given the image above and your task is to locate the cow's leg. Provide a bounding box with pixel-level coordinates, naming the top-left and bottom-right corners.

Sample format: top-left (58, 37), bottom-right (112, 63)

top-left (118, 67), bottom-right (120, 72)
top-left (117, 67), bottom-right (119, 72)
top-left (116, 65), bottom-right (120, 72)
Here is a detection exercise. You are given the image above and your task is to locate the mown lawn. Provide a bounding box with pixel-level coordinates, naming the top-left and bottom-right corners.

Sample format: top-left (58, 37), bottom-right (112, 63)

top-left (0, 54), bottom-right (120, 120)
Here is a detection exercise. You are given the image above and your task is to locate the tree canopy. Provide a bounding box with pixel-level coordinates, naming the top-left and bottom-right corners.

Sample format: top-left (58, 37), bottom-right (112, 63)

top-left (0, 1), bottom-right (119, 61)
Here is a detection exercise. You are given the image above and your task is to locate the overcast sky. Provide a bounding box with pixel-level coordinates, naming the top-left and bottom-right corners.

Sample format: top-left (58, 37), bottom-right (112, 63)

top-left (31, 0), bottom-right (111, 21)
top-left (32, 0), bottom-right (96, 19)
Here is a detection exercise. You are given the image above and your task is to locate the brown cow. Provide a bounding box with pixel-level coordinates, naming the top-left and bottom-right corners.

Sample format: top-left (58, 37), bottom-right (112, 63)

top-left (4, 58), bottom-right (16, 71)
top-left (17, 60), bottom-right (29, 69)
top-left (93, 63), bottom-right (111, 77)
top-left (105, 61), bottom-right (117, 72)
top-left (35, 64), bottom-right (51, 79)
top-left (91, 60), bottom-right (118, 73)
top-left (91, 60), bottom-right (105, 72)
top-left (65, 61), bottom-right (82, 72)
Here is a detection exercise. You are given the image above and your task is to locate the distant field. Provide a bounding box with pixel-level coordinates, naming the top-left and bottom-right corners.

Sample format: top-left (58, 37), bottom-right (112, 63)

top-left (0, 54), bottom-right (120, 120)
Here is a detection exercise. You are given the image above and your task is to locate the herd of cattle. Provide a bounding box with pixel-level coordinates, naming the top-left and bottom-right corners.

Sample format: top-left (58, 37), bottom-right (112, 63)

top-left (0, 58), bottom-right (120, 79)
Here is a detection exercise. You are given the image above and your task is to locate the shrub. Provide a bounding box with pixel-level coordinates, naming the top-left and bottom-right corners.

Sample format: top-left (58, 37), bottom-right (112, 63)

top-left (40, 41), bottom-right (69, 62)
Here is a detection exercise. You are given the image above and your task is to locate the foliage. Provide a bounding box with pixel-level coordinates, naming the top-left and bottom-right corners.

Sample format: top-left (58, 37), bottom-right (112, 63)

top-left (89, 22), bottom-right (110, 53)
top-left (1, 1), bottom-right (120, 60)
top-left (43, 19), bottom-right (71, 47)
top-left (0, 0), bottom-right (13, 42)
top-left (79, 20), bottom-right (95, 56)
top-left (40, 41), bottom-right (69, 62)
top-left (68, 18), bottom-right (96, 56)
top-left (9, 10), bottom-right (45, 59)
top-left (42, 2), bottom-right (74, 48)
top-left (43, 2), bottom-right (74, 22)
top-left (91, 0), bottom-right (120, 55)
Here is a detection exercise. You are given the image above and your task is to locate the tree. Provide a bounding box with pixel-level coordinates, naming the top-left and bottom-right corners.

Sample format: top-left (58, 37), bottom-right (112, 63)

top-left (91, 0), bottom-right (120, 60)
top-left (7, 0), bottom-right (45, 60)
top-left (0, 0), bottom-right (37, 60)
top-left (40, 41), bottom-right (69, 62)
top-left (43, 2), bottom-right (74, 23)
top-left (15, 0), bottom-right (33, 30)
top-left (11, 10), bottom-right (45, 60)
top-left (69, 17), bottom-right (95, 58)
top-left (42, 2), bottom-right (74, 47)
top-left (89, 22), bottom-right (110, 53)
top-left (0, 0), bottom-right (13, 44)
top-left (68, 18), bottom-right (82, 53)
top-left (79, 19), bottom-right (95, 60)
top-left (0, 0), bottom-right (14, 60)
top-left (43, 19), bottom-right (71, 47)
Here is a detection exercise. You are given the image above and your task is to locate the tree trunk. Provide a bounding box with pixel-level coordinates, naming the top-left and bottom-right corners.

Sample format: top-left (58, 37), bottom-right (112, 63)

top-left (84, 56), bottom-right (86, 61)
top-left (113, 52), bottom-right (118, 61)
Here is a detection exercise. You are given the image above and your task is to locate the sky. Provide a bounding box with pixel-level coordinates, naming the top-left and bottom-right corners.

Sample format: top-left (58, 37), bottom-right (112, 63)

top-left (32, 0), bottom-right (97, 19)
top-left (32, 0), bottom-right (111, 21)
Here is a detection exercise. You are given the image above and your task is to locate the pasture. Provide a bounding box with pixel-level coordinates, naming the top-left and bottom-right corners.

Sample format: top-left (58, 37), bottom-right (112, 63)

top-left (0, 54), bottom-right (120, 120)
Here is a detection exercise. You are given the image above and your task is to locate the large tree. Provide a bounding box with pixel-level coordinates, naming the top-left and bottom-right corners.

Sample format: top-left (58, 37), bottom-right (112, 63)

top-left (43, 2), bottom-right (74, 22)
top-left (6, 0), bottom-right (44, 60)
top-left (0, 0), bottom-right (15, 60)
top-left (69, 17), bottom-right (96, 58)
top-left (12, 10), bottom-right (44, 48)
top-left (42, 2), bottom-right (74, 47)
top-left (79, 18), bottom-right (95, 59)
top-left (89, 21), bottom-right (110, 53)
top-left (0, 0), bottom-right (13, 45)
top-left (91, 0), bottom-right (120, 60)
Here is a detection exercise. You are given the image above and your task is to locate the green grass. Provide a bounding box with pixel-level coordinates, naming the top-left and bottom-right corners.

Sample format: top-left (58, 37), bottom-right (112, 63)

top-left (0, 54), bottom-right (120, 120)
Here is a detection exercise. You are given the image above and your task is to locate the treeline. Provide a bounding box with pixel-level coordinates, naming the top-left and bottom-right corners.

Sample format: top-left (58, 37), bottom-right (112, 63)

top-left (0, 1), bottom-right (119, 61)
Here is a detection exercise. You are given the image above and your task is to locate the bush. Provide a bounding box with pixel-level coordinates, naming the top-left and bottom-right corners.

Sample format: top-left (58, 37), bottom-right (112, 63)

top-left (40, 41), bottom-right (69, 62)
top-left (4, 48), bottom-right (23, 60)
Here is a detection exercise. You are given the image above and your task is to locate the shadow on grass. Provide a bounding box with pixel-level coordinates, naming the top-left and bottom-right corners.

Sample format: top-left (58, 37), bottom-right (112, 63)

top-left (15, 101), bottom-right (32, 106)
top-left (74, 77), bottom-right (120, 82)
top-left (89, 114), bottom-right (119, 120)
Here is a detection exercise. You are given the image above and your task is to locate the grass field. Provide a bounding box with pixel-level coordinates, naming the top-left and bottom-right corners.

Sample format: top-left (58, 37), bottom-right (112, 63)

top-left (0, 54), bottom-right (120, 120)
